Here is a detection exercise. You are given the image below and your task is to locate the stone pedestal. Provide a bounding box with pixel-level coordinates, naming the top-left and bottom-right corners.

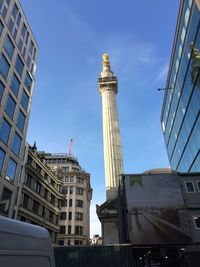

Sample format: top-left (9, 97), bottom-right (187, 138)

top-left (96, 199), bottom-right (119, 244)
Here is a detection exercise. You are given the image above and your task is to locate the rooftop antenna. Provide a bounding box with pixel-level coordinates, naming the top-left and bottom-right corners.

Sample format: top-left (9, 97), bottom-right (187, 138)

top-left (68, 139), bottom-right (73, 155)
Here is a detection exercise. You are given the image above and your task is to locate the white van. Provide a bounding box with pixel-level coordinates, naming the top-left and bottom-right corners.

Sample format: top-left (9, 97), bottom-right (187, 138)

top-left (0, 216), bottom-right (56, 267)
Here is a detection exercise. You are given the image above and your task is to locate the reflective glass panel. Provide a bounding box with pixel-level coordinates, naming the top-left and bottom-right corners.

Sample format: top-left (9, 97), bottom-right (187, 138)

top-left (0, 148), bottom-right (5, 171)
top-left (12, 132), bottom-right (21, 155)
top-left (21, 90), bottom-right (29, 111)
top-left (0, 81), bottom-right (4, 102)
top-left (6, 158), bottom-right (17, 181)
top-left (0, 53), bottom-right (10, 80)
top-left (5, 94), bottom-right (16, 118)
top-left (0, 187), bottom-right (12, 215)
top-left (24, 71), bottom-right (32, 91)
top-left (3, 35), bottom-right (14, 59)
top-left (17, 110), bottom-right (25, 132)
top-left (0, 118), bottom-right (11, 144)
top-left (0, 20), bottom-right (3, 35)
top-left (10, 73), bottom-right (20, 96)
top-left (15, 55), bottom-right (24, 77)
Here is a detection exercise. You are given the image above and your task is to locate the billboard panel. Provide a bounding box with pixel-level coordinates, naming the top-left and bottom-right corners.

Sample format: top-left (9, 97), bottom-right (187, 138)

top-left (124, 174), bottom-right (192, 245)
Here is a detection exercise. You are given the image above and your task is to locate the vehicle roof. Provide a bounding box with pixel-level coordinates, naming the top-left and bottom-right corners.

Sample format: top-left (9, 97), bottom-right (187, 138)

top-left (0, 216), bottom-right (52, 251)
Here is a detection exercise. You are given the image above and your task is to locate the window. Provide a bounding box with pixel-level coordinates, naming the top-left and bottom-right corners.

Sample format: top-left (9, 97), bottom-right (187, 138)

top-left (0, 187), bottom-right (12, 216)
top-left (72, 167), bottom-right (79, 172)
top-left (59, 240), bottom-right (64, 246)
top-left (61, 199), bottom-right (67, 207)
top-left (62, 166), bottom-right (69, 173)
top-left (69, 199), bottom-right (72, 207)
top-left (194, 216), bottom-right (200, 229)
top-left (29, 41), bottom-right (34, 56)
top-left (8, 17), bottom-right (14, 32)
top-left (68, 225), bottom-right (71, 234)
top-left (10, 73), bottom-right (20, 96)
top-left (197, 182), bottom-right (200, 192)
top-left (76, 199), bottom-right (83, 208)
top-left (60, 212), bottom-right (66, 220)
top-left (44, 189), bottom-right (48, 199)
top-left (6, 158), bottom-right (17, 181)
top-left (12, 132), bottom-right (21, 155)
top-left (70, 176), bottom-right (73, 182)
top-left (27, 155), bottom-right (32, 165)
top-left (16, 12), bottom-right (21, 27)
top-left (26, 173), bottom-right (32, 187)
top-left (34, 181), bottom-right (41, 194)
top-left (8, 3), bottom-right (21, 39)
top-left (0, 118), bottom-right (11, 144)
top-left (49, 210), bottom-right (53, 222)
top-left (44, 173), bottom-right (48, 180)
top-left (41, 206), bottom-right (45, 217)
top-left (0, 81), bottom-right (4, 101)
top-left (0, 148), bottom-right (5, 172)
top-left (0, 20), bottom-right (3, 35)
top-left (36, 164), bottom-right (41, 174)
top-left (69, 187), bottom-right (73, 194)
top-left (11, 3), bottom-right (18, 20)
top-left (25, 31), bottom-right (29, 45)
top-left (60, 226), bottom-right (66, 234)
top-left (1, 0), bottom-right (10, 18)
top-left (74, 240), bottom-right (83, 245)
top-left (62, 187), bottom-right (68, 194)
top-left (23, 193), bottom-right (29, 208)
top-left (5, 94), bottom-right (16, 118)
top-left (75, 212), bottom-right (83, 221)
top-left (15, 55), bottom-right (24, 77)
top-left (75, 226), bottom-right (83, 235)
top-left (3, 35), bottom-right (14, 59)
top-left (68, 212), bottom-right (72, 220)
top-left (77, 177), bottom-right (83, 184)
top-left (50, 179), bottom-right (55, 187)
top-left (18, 23), bottom-right (29, 57)
top-left (76, 187), bottom-right (84, 195)
top-left (64, 176), bottom-right (69, 183)
top-left (24, 71), bottom-right (32, 91)
top-left (21, 23), bottom-right (26, 38)
top-left (17, 110), bottom-right (26, 131)
top-left (32, 200), bottom-right (39, 214)
top-left (0, 53), bottom-right (10, 80)
top-left (50, 194), bottom-right (55, 205)
top-left (33, 48), bottom-right (36, 61)
top-left (185, 181), bottom-right (195, 193)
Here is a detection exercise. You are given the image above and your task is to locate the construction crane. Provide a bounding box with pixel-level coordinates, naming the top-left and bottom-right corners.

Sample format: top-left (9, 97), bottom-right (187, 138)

top-left (68, 139), bottom-right (73, 155)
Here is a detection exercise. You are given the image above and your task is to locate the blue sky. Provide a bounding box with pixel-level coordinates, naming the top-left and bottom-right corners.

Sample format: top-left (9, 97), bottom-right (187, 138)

top-left (20, 0), bottom-right (180, 236)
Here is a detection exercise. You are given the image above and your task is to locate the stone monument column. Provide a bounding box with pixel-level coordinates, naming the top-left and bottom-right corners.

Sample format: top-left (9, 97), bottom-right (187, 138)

top-left (98, 54), bottom-right (124, 200)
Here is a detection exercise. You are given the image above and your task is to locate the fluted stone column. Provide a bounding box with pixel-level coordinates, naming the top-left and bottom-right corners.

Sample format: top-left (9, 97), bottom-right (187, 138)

top-left (98, 54), bottom-right (124, 200)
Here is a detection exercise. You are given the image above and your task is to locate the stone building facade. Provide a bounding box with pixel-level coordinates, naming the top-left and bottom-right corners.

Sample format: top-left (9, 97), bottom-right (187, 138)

top-left (16, 143), bottom-right (62, 245)
top-left (39, 152), bottom-right (92, 246)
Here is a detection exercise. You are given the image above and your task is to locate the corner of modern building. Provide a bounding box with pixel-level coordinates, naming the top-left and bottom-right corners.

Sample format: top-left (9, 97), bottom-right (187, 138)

top-left (0, 0), bottom-right (39, 218)
top-left (160, 0), bottom-right (200, 173)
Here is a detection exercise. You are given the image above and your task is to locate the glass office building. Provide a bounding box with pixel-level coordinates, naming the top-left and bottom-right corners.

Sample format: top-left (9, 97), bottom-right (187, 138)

top-left (161, 0), bottom-right (200, 172)
top-left (0, 0), bottom-right (38, 217)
